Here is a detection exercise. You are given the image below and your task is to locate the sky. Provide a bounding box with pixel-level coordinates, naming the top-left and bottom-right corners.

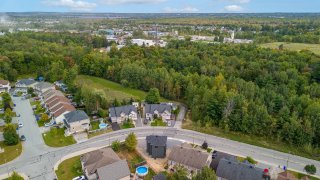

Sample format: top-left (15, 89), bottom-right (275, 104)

top-left (0, 0), bottom-right (319, 13)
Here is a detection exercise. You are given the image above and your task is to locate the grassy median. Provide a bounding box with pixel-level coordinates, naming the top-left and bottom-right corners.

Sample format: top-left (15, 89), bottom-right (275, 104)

top-left (55, 156), bottom-right (82, 180)
top-left (0, 141), bottom-right (22, 165)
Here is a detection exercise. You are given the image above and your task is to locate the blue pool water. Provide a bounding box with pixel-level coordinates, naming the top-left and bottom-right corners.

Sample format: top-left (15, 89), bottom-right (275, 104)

top-left (136, 166), bottom-right (148, 176)
top-left (99, 123), bottom-right (108, 129)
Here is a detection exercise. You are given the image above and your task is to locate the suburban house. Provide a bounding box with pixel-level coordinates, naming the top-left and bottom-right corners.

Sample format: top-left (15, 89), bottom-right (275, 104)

top-left (109, 105), bottom-right (137, 124)
top-left (145, 104), bottom-right (172, 121)
top-left (216, 158), bottom-right (270, 180)
top-left (64, 110), bottom-right (90, 135)
top-left (210, 151), bottom-right (236, 172)
top-left (0, 80), bottom-right (10, 93)
top-left (168, 144), bottom-right (212, 174)
top-left (15, 78), bottom-right (37, 92)
top-left (81, 148), bottom-right (130, 180)
top-left (51, 103), bottom-right (76, 124)
top-left (146, 135), bottom-right (167, 158)
top-left (34, 82), bottom-right (55, 94)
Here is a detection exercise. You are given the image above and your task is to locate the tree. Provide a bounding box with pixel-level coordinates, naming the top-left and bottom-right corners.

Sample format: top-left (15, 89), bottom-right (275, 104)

top-left (41, 113), bottom-right (49, 122)
top-left (193, 166), bottom-right (217, 180)
top-left (125, 132), bottom-right (137, 151)
top-left (279, 44), bottom-right (284, 50)
top-left (111, 140), bottom-right (121, 152)
top-left (4, 108), bottom-right (12, 124)
top-left (168, 165), bottom-right (188, 180)
top-left (145, 88), bottom-right (160, 104)
top-left (3, 124), bottom-right (19, 145)
top-left (305, 164), bottom-right (317, 175)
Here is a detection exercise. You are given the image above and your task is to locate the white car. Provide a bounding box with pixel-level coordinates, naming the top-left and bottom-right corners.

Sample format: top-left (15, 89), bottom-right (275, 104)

top-left (18, 123), bottom-right (23, 128)
top-left (72, 175), bottom-right (86, 180)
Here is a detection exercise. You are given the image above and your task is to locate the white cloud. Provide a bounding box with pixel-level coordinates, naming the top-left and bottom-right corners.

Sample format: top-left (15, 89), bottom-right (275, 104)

top-left (163, 6), bottom-right (199, 13)
top-left (101, 0), bottom-right (166, 5)
top-left (224, 5), bottom-right (243, 12)
top-left (42, 0), bottom-right (97, 11)
top-left (221, 0), bottom-right (250, 4)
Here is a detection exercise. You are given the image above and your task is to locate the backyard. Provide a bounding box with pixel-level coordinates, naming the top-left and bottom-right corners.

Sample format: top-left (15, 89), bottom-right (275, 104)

top-left (260, 42), bottom-right (320, 55)
top-left (55, 156), bottom-right (82, 180)
top-left (75, 75), bottom-right (167, 102)
top-left (42, 128), bottom-right (76, 147)
top-left (0, 141), bottom-right (22, 165)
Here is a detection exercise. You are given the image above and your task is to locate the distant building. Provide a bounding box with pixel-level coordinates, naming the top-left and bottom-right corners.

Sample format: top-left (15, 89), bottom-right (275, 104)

top-left (81, 148), bottom-right (130, 180)
top-left (132, 39), bottom-right (167, 47)
top-left (146, 135), bottom-right (167, 158)
top-left (0, 80), bottom-right (10, 93)
top-left (145, 104), bottom-right (172, 121)
top-left (64, 110), bottom-right (90, 135)
top-left (15, 78), bottom-right (37, 92)
top-left (109, 105), bottom-right (137, 124)
top-left (34, 82), bottom-right (55, 94)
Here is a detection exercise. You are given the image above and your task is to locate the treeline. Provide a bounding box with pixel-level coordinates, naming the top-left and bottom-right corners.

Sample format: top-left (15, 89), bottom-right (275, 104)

top-left (1, 32), bottom-right (320, 152)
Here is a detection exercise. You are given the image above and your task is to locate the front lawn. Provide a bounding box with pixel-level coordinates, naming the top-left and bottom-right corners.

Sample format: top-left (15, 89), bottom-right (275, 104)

top-left (121, 120), bottom-right (135, 129)
top-left (42, 128), bottom-right (76, 147)
top-left (288, 170), bottom-right (319, 180)
top-left (151, 119), bottom-right (167, 127)
top-left (55, 156), bottom-right (82, 180)
top-left (0, 141), bottom-right (22, 165)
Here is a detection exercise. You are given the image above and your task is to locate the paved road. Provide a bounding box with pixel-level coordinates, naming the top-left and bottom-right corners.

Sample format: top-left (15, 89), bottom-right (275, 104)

top-left (11, 97), bottom-right (53, 160)
top-left (0, 127), bottom-right (320, 180)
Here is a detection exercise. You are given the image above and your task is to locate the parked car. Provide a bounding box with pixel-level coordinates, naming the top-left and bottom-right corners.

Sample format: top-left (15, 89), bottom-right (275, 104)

top-left (18, 123), bottom-right (23, 128)
top-left (72, 175), bottom-right (86, 180)
top-left (20, 135), bottom-right (26, 141)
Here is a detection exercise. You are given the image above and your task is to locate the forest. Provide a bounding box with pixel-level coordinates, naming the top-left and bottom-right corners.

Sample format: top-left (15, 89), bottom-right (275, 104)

top-left (1, 32), bottom-right (320, 154)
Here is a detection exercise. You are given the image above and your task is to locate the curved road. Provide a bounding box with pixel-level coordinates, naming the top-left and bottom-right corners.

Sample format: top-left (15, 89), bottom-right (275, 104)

top-left (0, 127), bottom-right (319, 179)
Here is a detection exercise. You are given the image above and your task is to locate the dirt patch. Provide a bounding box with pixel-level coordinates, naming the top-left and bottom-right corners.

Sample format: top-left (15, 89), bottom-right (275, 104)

top-left (136, 145), bottom-right (169, 173)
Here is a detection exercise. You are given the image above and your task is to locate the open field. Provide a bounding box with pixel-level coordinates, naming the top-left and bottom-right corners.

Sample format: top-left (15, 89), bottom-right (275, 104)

top-left (260, 42), bottom-right (320, 55)
top-left (75, 75), bottom-right (167, 102)
top-left (55, 156), bottom-right (82, 180)
top-left (0, 142), bottom-right (22, 165)
top-left (182, 113), bottom-right (320, 161)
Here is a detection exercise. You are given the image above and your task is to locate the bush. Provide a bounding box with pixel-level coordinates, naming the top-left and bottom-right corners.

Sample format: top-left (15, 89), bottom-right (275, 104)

top-left (245, 156), bottom-right (257, 165)
top-left (202, 141), bottom-right (208, 149)
top-left (112, 140), bottom-right (121, 152)
top-left (305, 164), bottom-right (317, 174)
top-left (98, 108), bottom-right (107, 117)
top-left (3, 124), bottom-right (19, 145)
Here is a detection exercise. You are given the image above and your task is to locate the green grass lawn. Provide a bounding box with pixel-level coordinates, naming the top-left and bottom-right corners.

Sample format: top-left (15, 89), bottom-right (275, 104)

top-left (0, 142), bottom-right (22, 165)
top-left (55, 156), bottom-right (82, 180)
top-left (288, 170), bottom-right (319, 180)
top-left (151, 119), bottom-right (167, 127)
top-left (4, 172), bottom-right (24, 180)
top-left (91, 121), bottom-right (100, 130)
top-left (260, 42), bottom-right (320, 55)
top-left (42, 128), bottom-right (76, 147)
top-left (121, 121), bottom-right (135, 129)
top-left (75, 75), bottom-right (167, 102)
top-left (182, 116), bottom-right (320, 161)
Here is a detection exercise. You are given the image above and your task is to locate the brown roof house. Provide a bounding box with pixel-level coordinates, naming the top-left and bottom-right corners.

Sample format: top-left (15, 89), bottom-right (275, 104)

top-left (81, 148), bottom-right (130, 180)
top-left (168, 144), bottom-right (212, 175)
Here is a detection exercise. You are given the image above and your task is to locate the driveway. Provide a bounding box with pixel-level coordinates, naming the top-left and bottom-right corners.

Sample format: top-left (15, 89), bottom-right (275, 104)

top-left (173, 103), bottom-right (187, 128)
top-left (11, 97), bottom-right (51, 157)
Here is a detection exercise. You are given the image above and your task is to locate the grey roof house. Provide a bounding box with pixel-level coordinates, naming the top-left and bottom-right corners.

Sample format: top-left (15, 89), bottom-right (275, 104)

top-left (216, 158), bottom-right (268, 180)
top-left (210, 151), bottom-right (236, 171)
top-left (81, 148), bottom-right (130, 180)
top-left (64, 110), bottom-right (90, 135)
top-left (15, 79), bottom-right (37, 92)
top-left (109, 105), bottom-right (137, 124)
top-left (145, 104), bottom-right (173, 121)
top-left (34, 82), bottom-right (55, 93)
top-left (146, 135), bottom-right (167, 158)
top-left (168, 145), bottom-right (212, 174)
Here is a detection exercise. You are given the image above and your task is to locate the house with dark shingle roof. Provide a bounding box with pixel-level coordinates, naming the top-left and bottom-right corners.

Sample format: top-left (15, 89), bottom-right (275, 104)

top-left (64, 110), bottom-right (90, 135)
top-left (81, 148), bottom-right (130, 180)
top-left (168, 144), bottom-right (212, 174)
top-left (15, 78), bottom-right (37, 92)
top-left (146, 135), bottom-right (167, 158)
top-left (0, 79), bottom-right (10, 93)
top-left (216, 158), bottom-right (268, 180)
top-left (109, 105), bottom-right (137, 124)
top-left (34, 82), bottom-right (55, 93)
top-left (145, 104), bottom-right (172, 121)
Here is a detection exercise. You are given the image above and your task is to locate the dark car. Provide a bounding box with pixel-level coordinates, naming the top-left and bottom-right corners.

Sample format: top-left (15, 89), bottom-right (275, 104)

top-left (20, 135), bottom-right (26, 141)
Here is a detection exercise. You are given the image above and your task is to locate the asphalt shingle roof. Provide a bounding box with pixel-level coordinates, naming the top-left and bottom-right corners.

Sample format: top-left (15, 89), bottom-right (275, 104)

top-left (64, 110), bottom-right (89, 123)
top-left (145, 104), bottom-right (172, 114)
top-left (146, 135), bottom-right (167, 147)
top-left (109, 105), bottom-right (137, 117)
top-left (17, 79), bottom-right (37, 86)
top-left (96, 160), bottom-right (130, 180)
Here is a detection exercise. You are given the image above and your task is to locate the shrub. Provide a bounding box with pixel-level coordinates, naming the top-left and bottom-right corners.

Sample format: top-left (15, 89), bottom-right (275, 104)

top-left (112, 140), bottom-right (121, 152)
top-left (305, 164), bottom-right (317, 174)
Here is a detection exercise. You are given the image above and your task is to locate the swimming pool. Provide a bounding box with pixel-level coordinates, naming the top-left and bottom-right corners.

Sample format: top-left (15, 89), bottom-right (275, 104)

top-left (136, 166), bottom-right (148, 176)
top-left (99, 123), bottom-right (108, 129)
